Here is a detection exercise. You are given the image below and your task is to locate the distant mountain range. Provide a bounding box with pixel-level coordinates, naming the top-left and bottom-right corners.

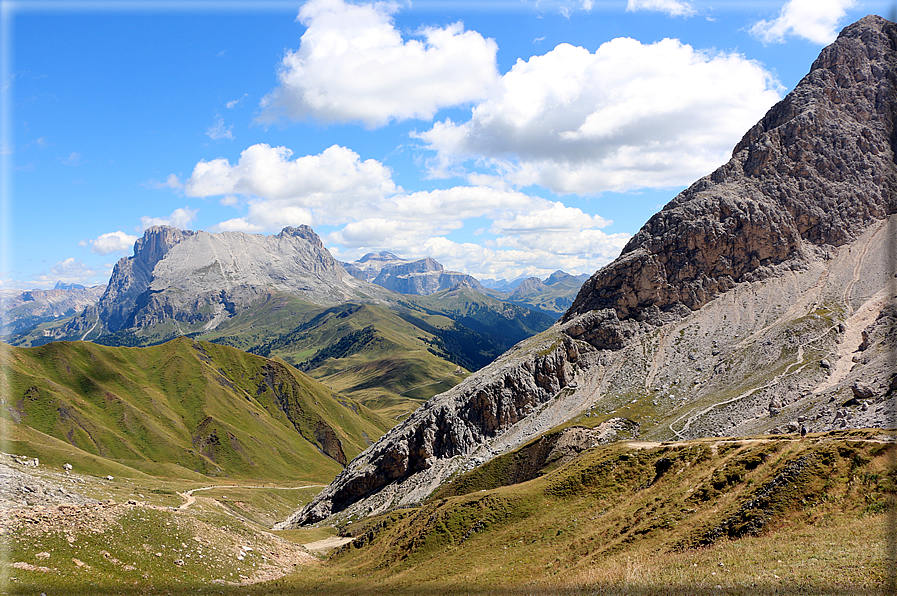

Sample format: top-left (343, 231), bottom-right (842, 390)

top-left (341, 252), bottom-right (484, 295)
top-left (340, 252), bottom-right (590, 315)
top-left (4, 225), bottom-right (564, 420)
top-left (3, 239), bottom-right (588, 352)
top-left (504, 271), bottom-right (591, 313)
top-left (0, 283), bottom-right (106, 338)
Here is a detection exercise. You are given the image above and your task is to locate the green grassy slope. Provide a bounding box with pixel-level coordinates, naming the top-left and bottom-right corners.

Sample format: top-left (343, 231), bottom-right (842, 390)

top-left (307, 430), bottom-right (894, 593)
top-left (2, 337), bottom-right (390, 481)
top-left (4, 429), bottom-right (892, 595)
top-left (74, 289), bottom-right (552, 423)
top-left (248, 303), bottom-right (469, 421)
top-left (191, 292), bottom-right (323, 351)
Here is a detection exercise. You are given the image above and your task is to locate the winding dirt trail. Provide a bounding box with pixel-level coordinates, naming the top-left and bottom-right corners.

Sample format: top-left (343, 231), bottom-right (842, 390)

top-left (669, 320), bottom-right (839, 439)
top-left (668, 219), bottom-right (892, 440)
top-left (841, 219), bottom-right (885, 313)
top-left (178, 484), bottom-right (325, 511)
top-left (302, 536), bottom-right (355, 552)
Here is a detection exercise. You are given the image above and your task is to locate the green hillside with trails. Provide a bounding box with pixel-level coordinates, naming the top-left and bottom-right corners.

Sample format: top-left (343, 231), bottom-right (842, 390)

top-left (3, 428), bottom-right (892, 595)
top-left (50, 288), bottom-right (553, 422)
top-left (306, 429), bottom-right (895, 594)
top-left (1, 337), bottom-right (390, 482)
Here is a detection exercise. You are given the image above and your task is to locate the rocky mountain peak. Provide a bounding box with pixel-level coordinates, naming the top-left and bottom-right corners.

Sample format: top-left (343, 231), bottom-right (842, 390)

top-left (132, 226), bottom-right (195, 269)
top-left (447, 278), bottom-right (477, 292)
top-left (58, 225), bottom-right (392, 341)
top-left (511, 277), bottom-right (546, 296)
top-left (544, 271), bottom-right (572, 286)
top-left (281, 16), bottom-right (897, 529)
top-left (564, 15), bottom-right (896, 339)
top-left (277, 225), bottom-right (324, 248)
top-left (53, 281), bottom-right (85, 290)
top-left (97, 226), bottom-right (196, 333)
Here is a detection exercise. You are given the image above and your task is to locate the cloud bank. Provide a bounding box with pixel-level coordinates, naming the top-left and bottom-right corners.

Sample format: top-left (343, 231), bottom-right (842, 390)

top-left (258, 0), bottom-right (499, 127)
top-left (416, 37), bottom-right (782, 195)
top-left (82, 231), bottom-right (139, 255)
top-left (176, 143), bottom-right (629, 278)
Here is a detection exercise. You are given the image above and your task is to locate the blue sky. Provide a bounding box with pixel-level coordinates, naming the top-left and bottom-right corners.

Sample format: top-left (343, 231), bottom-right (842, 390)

top-left (3, 0), bottom-right (894, 289)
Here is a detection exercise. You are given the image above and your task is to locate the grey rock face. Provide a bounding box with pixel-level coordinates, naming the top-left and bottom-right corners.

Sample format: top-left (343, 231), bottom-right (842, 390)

top-left (62, 225), bottom-right (393, 341)
top-left (56, 226), bottom-right (195, 338)
top-left (128, 226), bottom-right (393, 333)
top-left (511, 277), bottom-right (546, 297)
top-left (100, 226), bottom-right (196, 333)
top-left (279, 332), bottom-right (586, 526)
top-left (565, 15), bottom-right (896, 340)
top-left (280, 16), bottom-right (897, 529)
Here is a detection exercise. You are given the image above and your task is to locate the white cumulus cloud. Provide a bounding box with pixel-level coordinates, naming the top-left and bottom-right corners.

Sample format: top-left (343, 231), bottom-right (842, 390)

top-left (749, 0), bottom-right (857, 45)
top-left (324, 191), bottom-right (628, 279)
top-left (489, 202), bottom-right (610, 235)
top-left (182, 143), bottom-right (397, 228)
top-left (140, 207), bottom-right (198, 231)
top-left (626, 0), bottom-right (695, 17)
top-left (176, 142), bottom-right (628, 281)
top-left (258, 0), bottom-right (499, 127)
top-left (416, 37), bottom-right (782, 195)
top-left (83, 231), bottom-right (139, 255)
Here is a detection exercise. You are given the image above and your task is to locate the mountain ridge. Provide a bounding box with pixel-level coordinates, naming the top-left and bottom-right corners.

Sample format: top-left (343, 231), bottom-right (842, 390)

top-left (281, 15), bottom-right (897, 528)
top-left (3, 337), bottom-right (391, 480)
top-left (53, 225), bottom-right (393, 345)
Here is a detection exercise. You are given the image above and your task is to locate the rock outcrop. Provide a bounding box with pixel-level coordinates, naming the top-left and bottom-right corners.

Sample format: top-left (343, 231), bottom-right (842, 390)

top-left (100, 226), bottom-right (196, 333)
top-left (280, 16), bottom-right (897, 528)
top-left (278, 330), bottom-right (591, 526)
top-left (58, 226), bottom-right (195, 339)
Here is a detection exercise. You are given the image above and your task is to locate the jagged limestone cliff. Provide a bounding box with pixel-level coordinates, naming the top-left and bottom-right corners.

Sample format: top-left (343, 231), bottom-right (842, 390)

top-left (58, 225), bottom-right (392, 343)
top-left (280, 15), bottom-right (897, 528)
